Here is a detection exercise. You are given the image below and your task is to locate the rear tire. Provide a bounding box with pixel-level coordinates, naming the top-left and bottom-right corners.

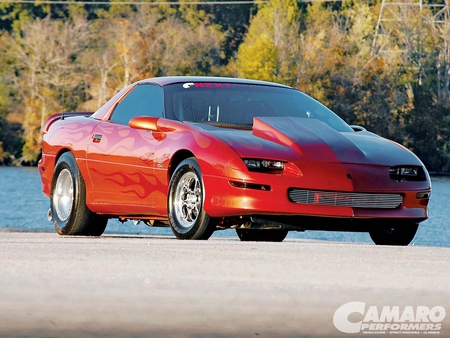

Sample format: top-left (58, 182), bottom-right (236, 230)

top-left (369, 222), bottom-right (418, 246)
top-left (236, 228), bottom-right (288, 242)
top-left (51, 152), bottom-right (107, 236)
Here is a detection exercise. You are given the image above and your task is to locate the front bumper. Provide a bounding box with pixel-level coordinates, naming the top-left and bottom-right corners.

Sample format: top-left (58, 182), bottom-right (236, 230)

top-left (202, 169), bottom-right (430, 223)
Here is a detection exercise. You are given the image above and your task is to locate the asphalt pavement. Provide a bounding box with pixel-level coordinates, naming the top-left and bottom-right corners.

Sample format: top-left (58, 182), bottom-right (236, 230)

top-left (0, 231), bottom-right (449, 338)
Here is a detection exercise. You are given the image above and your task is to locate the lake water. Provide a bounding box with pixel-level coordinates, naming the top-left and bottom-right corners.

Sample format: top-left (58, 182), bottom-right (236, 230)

top-left (0, 166), bottom-right (448, 247)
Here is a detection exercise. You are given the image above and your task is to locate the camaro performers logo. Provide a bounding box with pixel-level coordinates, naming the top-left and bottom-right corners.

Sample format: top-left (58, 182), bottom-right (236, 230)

top-left (334, 302), bottom-right (446, 334)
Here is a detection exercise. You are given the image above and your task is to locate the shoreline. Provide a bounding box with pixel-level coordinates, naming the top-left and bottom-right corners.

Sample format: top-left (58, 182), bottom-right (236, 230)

top-left (4, 164), bottom-right (450, 177)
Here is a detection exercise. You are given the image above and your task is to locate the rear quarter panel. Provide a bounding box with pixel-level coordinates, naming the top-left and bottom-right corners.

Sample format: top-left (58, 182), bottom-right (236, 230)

top-left (39, 117), bottom-right (99, 197)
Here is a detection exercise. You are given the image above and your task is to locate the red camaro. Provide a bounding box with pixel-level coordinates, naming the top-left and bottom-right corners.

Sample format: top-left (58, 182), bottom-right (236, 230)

top-left (38, 76), bottom-right (431, 245)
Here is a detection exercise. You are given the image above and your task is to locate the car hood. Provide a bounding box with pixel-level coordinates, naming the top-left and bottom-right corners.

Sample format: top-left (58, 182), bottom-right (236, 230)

top-left (199, 117), bottom-right (423, 166)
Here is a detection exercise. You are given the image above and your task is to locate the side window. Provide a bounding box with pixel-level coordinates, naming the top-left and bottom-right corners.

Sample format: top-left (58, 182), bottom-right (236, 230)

top-left (110, 84), bottom-right (163, 124)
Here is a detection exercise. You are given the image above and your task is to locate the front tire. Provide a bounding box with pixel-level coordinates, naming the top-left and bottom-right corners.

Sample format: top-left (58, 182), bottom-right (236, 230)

top-left (168, 158), bottom-right (216, 240)
top-left (236, 228), bottom-right (288, 242)
top-left (369, 222), bottom-right (418, 246)
top-left (51, 152), bottom-right (107, 236)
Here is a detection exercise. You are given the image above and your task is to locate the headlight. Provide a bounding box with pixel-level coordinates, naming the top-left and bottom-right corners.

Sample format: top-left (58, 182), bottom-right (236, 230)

top-left (389, 166), bottom-right (426, 181)
top-left (243, 159), bottom-right (284, 171)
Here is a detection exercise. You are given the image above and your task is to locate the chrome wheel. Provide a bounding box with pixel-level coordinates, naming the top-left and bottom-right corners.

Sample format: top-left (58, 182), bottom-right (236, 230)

top-left (168, 158), bottom-right (215, 240)
top-left (173, 171), bottom-right (202, 229)
top-left (53, 168), bottom-right (74, 222)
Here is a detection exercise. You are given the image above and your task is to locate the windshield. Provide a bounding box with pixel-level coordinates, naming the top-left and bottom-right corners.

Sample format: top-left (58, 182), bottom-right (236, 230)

top-left (163, 82), bottom-right (353, 132)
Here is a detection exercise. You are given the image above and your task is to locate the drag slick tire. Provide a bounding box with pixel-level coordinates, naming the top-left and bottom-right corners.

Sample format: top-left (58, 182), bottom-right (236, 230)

top-left (168, 158), bottom-right (216, 240)
top-left (50, 152), bottom-right (107, 236)
top-left (236, 228), bottom-right (288, 242)
top-left (369, 222), bottom-right (419, 246)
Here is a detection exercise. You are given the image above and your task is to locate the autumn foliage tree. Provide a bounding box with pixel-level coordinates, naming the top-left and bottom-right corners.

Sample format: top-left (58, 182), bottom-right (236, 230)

top-left (4, 15), bottom-right (90, 163)
top-left (236, 0), bottom-right (299, 83)
top-left (0, 0), bottom-right (449, 171)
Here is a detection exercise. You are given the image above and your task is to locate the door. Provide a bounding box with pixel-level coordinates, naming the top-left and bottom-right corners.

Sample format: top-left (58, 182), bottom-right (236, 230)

top-left (86, 84), bottom-right (164, 215)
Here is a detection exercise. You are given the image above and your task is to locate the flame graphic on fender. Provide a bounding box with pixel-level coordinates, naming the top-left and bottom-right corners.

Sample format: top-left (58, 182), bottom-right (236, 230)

top-left (57, 123), bottom-right (93, 146)
top-left (90, 167), bottom-right (157, 199)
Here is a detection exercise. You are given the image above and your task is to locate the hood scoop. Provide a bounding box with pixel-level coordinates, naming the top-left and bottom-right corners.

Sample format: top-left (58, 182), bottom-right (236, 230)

top-left (252, 117), bottom-right (369, 163)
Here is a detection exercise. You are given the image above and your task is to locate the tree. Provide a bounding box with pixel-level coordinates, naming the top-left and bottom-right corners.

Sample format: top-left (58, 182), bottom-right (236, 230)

top-left (152, 16), bottom-right (224, 76)
top-left (205, 3), bottom-right (253, 62)
top-left (235, 0), bottom-right (299, 84)
top-left (5, 15), bottom-right (90, 163)
top-left (293, 2), bottom-right (339, 105)
top-left (0, 0), bottom-right (449, 171)
top-left (236, 33), bottom-right (278, 81)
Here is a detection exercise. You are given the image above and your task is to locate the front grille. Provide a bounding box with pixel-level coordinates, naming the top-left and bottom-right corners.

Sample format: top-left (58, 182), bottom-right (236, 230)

top-left (288, 189), bottom-right (403, 209)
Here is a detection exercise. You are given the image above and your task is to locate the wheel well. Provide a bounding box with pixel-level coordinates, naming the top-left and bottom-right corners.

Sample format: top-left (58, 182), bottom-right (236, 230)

top-left (169, 150), bottom-right (195, 180)
top-left (55, 148), bottom-right (72, 164)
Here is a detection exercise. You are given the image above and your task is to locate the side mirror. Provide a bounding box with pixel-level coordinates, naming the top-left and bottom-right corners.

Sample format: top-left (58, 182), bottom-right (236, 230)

top-left (129, 116), bottom-right (159, 131)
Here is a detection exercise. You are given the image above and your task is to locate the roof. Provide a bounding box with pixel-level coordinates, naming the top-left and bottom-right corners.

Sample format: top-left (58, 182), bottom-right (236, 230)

top-left (137, 76), bottom-right (292, 88)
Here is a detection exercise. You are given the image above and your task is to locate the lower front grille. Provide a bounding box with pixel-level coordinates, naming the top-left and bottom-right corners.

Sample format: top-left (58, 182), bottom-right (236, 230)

top-left (288, 189), bottom-right (403, 209)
